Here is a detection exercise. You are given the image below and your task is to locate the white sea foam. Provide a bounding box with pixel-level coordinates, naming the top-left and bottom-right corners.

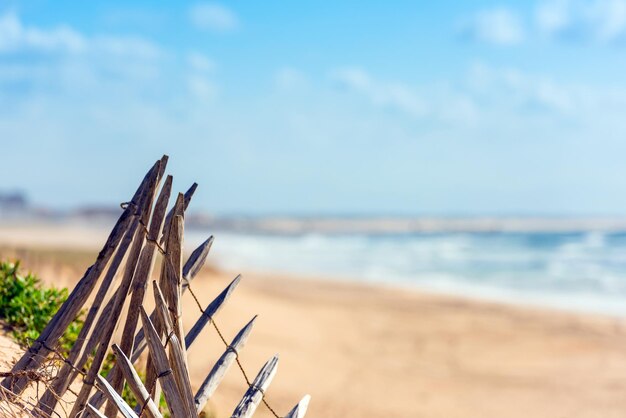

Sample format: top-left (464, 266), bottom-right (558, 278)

top-left (186, 229), bottom-right (626, 316)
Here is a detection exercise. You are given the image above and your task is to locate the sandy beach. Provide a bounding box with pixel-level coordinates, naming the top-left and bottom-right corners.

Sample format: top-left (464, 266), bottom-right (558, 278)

top-left (182, 270), bottom-right (626, 418)
top-left (1, 225), bottom-right (626, 417)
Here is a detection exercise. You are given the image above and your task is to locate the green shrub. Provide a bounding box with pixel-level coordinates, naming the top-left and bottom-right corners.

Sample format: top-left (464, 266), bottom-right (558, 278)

top-left (0, 260), bottom-right (170, 415)
top-left (0, 260), bottom-right (82, 356)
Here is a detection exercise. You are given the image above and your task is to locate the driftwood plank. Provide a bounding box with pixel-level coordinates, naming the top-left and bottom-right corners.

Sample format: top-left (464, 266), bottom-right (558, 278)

top-left (185, 275), bottom-right (241, 348)
top-left (104, 175), bottom-right (172, 417)
top-left (231, 356), bottom-right (279, 418)
top-left (95, 375), bottom-right (139, 418)
top-left (284, 395), bottom-right (311, 418)
top-left (140, 307), bottom-right (189, 418)
top-left (111, 344), bottom-right (163, 418)
top-left (2, 157), bottom-right (165, 395)
top-left (195, 316), bottom-right (256, 413)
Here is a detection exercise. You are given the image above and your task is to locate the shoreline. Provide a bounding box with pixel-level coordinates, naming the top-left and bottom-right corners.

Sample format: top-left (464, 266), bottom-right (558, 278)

top-left (1, 221), bottom-right (626, 318)
top-left (232, 267), bottom-right (626, 323)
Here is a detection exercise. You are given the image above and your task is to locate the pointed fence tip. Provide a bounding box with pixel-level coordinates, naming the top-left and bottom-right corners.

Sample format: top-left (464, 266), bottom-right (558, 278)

top-left (285, 395), bottom-right (311, 418)
top-left (233, 315), bottom-right (258, 344)
top-left (222, 274), bottom-right (243, 297)
top-left (261, 354), bottom-right (280, 372)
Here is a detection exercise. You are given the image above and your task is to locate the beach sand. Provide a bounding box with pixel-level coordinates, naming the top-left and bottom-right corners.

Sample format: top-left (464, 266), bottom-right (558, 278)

top-left (1, 225), bottom-right (626, 417)
top-left (181, 270), bottom-right (626, 418)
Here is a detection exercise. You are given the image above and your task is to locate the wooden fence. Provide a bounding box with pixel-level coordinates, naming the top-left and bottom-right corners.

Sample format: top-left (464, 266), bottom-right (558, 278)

top-left (0, 156), bottom-right (310, 418)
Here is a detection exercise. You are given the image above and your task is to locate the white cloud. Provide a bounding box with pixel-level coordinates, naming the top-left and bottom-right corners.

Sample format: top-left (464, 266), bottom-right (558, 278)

top-left (462, 1), bottom-right (626, 46)
top-left (467, 63), bottom-right (576, 113)
top-left (331, 68), bottom-right (428, 118)
top-left (0, 11), bottom-right (164, 60)
top-left (187, 74), bottom-right (218, 100)
top-left (94, 35), bottom-right (163, 59)
top-left (535, 0), bottom-right (626, 43)
top-left (274, 67), bottom-right (309, 90)
top-left (536, 0), bottom-right (572, 34)
top-left (0, 11), bottom-right (203, 118)
top-left (0, 12), bottom-right (85, 53)
top-left (189, 3), bottom-right (239, 32)
top-left (187, 51), bottom-right (215, 72)
top-left (327, 62), bottom-right (626, 129)
top-left (186, 52), bottom-right (217, 100)
top-left (459, 8), bottom-right (525, 45)
top-left (329, 67), bottom-right (481, 124)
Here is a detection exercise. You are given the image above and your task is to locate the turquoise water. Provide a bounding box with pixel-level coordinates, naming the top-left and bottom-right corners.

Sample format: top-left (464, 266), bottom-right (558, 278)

top-left (187, 230), bottom-right (626, 315)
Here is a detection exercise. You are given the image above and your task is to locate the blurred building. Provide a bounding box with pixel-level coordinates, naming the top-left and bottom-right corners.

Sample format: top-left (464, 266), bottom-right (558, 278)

top-left (0, 192), bottom-right (28, 218)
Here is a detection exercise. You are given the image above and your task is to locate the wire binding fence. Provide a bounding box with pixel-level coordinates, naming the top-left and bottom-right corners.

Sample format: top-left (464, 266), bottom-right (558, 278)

top-left (0, 155), bottom-right (310, 418)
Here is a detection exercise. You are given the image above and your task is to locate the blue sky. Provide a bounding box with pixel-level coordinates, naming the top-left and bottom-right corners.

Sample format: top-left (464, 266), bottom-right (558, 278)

top-left (2, 1), bottom-right (626, 215)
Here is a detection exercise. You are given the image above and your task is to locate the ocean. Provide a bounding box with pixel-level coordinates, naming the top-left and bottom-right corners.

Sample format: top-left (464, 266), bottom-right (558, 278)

top-left (186, 229), bottom-right (626, 316)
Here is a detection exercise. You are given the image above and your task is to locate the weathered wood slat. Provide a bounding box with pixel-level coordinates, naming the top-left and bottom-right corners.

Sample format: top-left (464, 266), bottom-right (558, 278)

top-left (104, 175), bottom-right (172, 418)
top-left (231, 356), bottom-right (279, 418)
top-left (86, 404), bottom-right (108, 418)
top-left (153, 278), bottom-right (200, 416)
top-left (185, 275), bottom-right (241, 348)
top-left (183, 236), bottom-right (213, 286)
top-left (119, 174), bottom-right (172, 353)
top-left (111, 344), bottom-right (163, 418)
top-left (152, 281), bottom-right (192, 417)
top-left (86, 237), bottom-right (212, 412)
top-left (132, 236), bottom-right (214, 364)
top-left (140, 307), bottom-right (189, 418)
top-left (152, 281), bottom-right (174, 337)
top-left (145, 283), bottom-right (171, 416)
top-left (143, 194), bottom-right (185, 403)
top-left (2, 157), bottom-right (165, 395)
top-left (69, 280), bottom-right (125, 384)
top-left (166, 215), bottom-right (186, 353)
top-left (161, 183), bottom-right (197, 245)
top-left (160, 191), bottom-right (186, 249)
top-left (38, 215), bottom-right (139, 414)
top-left (284, 395), bottom-right (311, 418)
top-left (195, 316), bottom-right (256, 413)
top-left (70, 214), bottom-right (153, 418)
top-left (95, 375), bottom-right (139, 418)
top-left (166, 333), bottom-right (196, 417)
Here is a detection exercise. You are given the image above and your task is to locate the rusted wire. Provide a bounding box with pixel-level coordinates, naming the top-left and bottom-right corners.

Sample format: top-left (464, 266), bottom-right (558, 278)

top-left (186, 283), bottom-right (283, 418)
